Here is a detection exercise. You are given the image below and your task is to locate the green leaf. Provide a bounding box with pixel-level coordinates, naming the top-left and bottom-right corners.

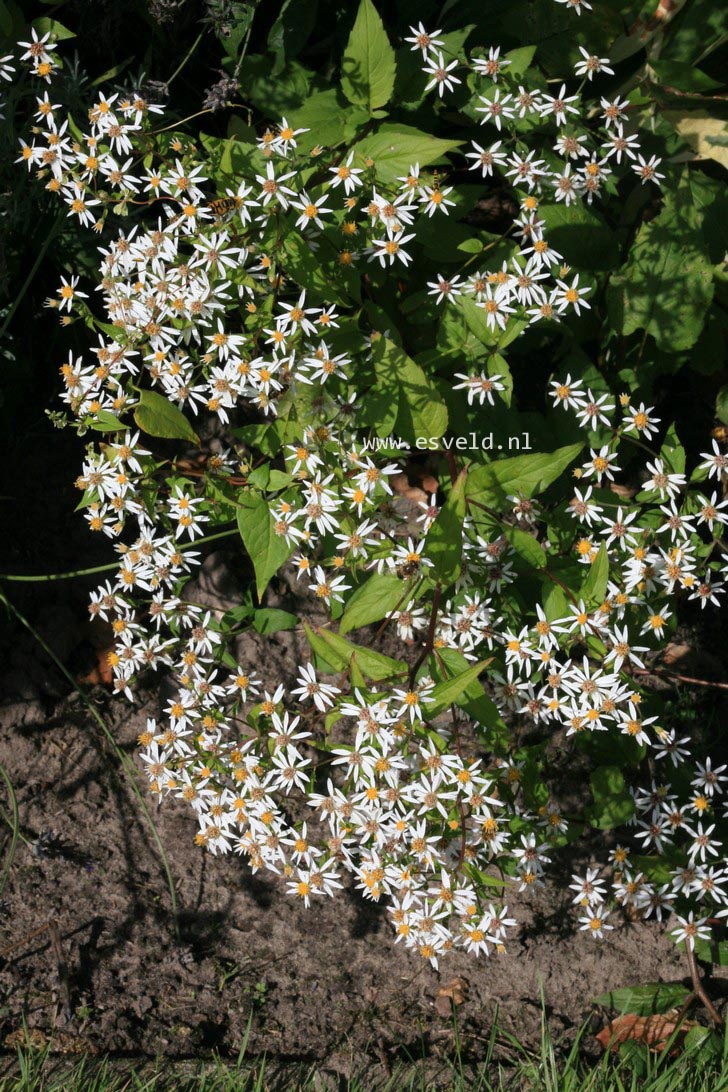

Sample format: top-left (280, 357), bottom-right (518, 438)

top-left (268, 0), bottom-right (318, 74)
top-left (467, 443), bottom-right (582, 505)
top-left (85, 410), bottom-right (126, 433)
top-left (252, 609), bottom-right (298, 635)
top-left (303, 623), bottom-right (343, 674)
top-left (459, 296), bottom-right (498, 348)
top-left (580, 543), bottom-right (609, 606)
top-left (236, 493), bottom-right (292, 599)
top-left (539, 202), bottom-right (618, 271)
top-left (235, 54), bottom-right (313, 115)
top-left (280, 229), bottom-right (354, 306)
top-left (339, 571), bottom-right (409, 634)
top-left (589, 765), bottom-right (635, 830)
top-left (352, 123), bottom-right (461, 184)
top-left (654, 425), bottom-right (685, 481)
top-left (693, 936), bottom-right (728, 967)
top-left (133, 390), bottom-right (199, 443)
top-left (504, 45), bottom-right (537, 79)
top-left (31, 17), bottom-right (76, 39)
top-left (505, 526), bottom-right (547, 569)
top-left (340, 0), bottom-right (395, 114)
top-left (424, 471), bottom-right (466, 581)
top-left (371, 336), bottom-right (448, 443)
top-left (308, 627), bottom-right (405, 681)
top-left (716, 385), bottom-right (728, 427)
top-left (684, 1026), bottom-right (723, 1057)
top-left (218, 4), bottom-right (256, 60)
top-left (541, 579), bottom-right (570, 623)
top-left (287, 89), bottom-right (368, 152)
top-left (607, 180), bottom-right (714, 352)
top-left (425, 660), bottom-right (490, 716)
top-left (650, 60), bottom-right (723, 93)
top-left (433, 648), bottom-right (505, 744)
top-left (591, 983), bottom-right (692, 1015)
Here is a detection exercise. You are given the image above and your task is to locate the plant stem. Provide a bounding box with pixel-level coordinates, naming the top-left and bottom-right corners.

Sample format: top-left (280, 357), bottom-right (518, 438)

top-left (0, 764), bottom-right (20, 899)
top-left (167, 30), bottom-right (204, 86)
top-left (0, 526), bottom-right (239, 582)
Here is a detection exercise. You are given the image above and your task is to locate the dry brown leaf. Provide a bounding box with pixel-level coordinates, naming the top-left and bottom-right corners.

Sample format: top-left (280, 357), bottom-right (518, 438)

top-left (4, 1028), bottom-right (48, 1050)
top-left (390, 472), bottom-right (428, 505)
top-left (4, 1027), bottom-right (96, 1054)
top-left (663, 111), bottom-right (728, 171)
top-left (79, 645), bottom-right (115, 687)
top-left (662, 642), bottom-right (693, 666)
top-left (435, 977), bottom-right (470, 1016)
top-left (596, 1012), bottom-right (693, 1054)
top-left (609, 483), bottom-right (636, 500)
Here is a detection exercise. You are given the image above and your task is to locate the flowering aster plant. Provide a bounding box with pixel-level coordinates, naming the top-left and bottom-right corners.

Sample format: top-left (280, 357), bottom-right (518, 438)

top-left (3, 0), bottom-right (728, 990)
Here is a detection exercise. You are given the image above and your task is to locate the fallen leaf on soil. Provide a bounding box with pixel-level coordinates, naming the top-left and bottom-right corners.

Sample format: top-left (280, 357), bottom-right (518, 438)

top-left (596, 1013), bottom-right (694, 1054)
top-left (4, 1027), bottom-right (96, 1054)
top-left (435, 977), bottom-right (470, 1017)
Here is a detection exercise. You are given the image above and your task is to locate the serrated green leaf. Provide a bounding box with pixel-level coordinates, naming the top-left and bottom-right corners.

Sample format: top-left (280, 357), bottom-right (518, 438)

top-left (308, 627), bottom-right (405, 681)
top-left (371, 336), bottom-right (448, 443)
top-left (340, 0), bottom-right (395, 114)
top-left (539, 202), bottom-right (618, 271)
top-left (591, 983), bottom-right (692, 1015)
top-left (252, 608), bottom-right (298, 635)
top-left (236, 493), bottom-right (292, 599)
top-left (716, 386), bottom-right (728, 427)
top-left (693, 936), bottom-right (728, 967)
top-left (287, 89), bottom-right (368, 152)
top-left (339, 571), bottom-right (409, 634)
top-left (580, 543), bottom-right (609, 606)
top-left (424, 470), bottom-right (466, 581)
top-left (607, 179), bottom-right (714, 351)
top-left (352, 123), bottom-right (461, 184)
top-left (467, 443), bottom-right (582, 505)
top-left (133, 389), bottom-right (199, 443)
top-left (31, 17), bottom-right (76, 39)
top-left (505, 526), bottom-right (547, 569)
top-left (425, 660), bottom-right (490, 716)
top-left (85, 410), bottom-right (126, 433)
top-left (589, 765), bottom-right (635, 830)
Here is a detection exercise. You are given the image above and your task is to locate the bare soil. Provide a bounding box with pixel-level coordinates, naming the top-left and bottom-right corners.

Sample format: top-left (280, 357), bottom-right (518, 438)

top-left (0, 435), bottom-right (725, 1084)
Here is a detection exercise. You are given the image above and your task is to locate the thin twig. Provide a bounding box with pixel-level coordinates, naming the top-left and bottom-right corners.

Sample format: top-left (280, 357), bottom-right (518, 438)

top-left (635, 667), bottom-right (728, 692)
top-left (0, 922), bottom-right (50, 961)
top-left (47, 919), bottom-right (73, 1021)
top-left (408, 582), bottom-right (442, 688)
top-left (685, 943), bottom-right (724, 1027)
top-left (0, 526), bottom-right (238, 582)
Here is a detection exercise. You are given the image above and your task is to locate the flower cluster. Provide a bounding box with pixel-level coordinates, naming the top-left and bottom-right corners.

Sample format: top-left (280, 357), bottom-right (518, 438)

top-left (6, 15), bottom-right (727, 968)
